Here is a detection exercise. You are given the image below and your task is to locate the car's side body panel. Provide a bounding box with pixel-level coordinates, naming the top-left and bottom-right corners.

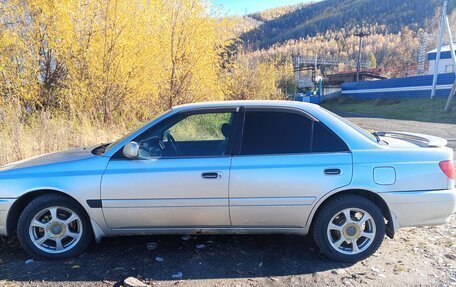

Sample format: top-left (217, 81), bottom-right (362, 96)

top-left (229, 152), bottom-right (352, 227)
top-left (101, 157), bottom-right (232, 229)
top-left (350, 148), bottom-right (453, 192)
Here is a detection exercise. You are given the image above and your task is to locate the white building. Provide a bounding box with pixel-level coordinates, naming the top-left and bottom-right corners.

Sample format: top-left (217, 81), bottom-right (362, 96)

top-left (428, 45), bottom-right (456, 74)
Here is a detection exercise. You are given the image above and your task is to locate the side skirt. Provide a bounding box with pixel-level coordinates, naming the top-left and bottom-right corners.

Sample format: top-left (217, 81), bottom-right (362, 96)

top-left (96, 227), bottom-right (308, 239)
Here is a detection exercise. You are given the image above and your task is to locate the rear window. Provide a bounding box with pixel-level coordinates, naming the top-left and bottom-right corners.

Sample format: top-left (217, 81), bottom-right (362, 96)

top-left (325, 109), bottom-right (378, 143)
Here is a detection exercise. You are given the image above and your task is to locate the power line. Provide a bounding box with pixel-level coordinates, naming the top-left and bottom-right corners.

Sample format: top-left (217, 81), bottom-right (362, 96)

top-left (392, 13), bottom-right (441, 51)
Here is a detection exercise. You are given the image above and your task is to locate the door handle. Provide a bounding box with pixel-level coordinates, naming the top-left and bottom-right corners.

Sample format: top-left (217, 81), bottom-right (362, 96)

top-left (324, 168), bottom-right (341, 175)
top-left (202, 172), bottom-right (220, 179)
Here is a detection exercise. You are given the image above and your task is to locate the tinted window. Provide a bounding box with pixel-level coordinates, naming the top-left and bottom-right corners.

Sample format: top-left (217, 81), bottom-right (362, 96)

top-left (312, 122), bottom-right (348, 152)
top-left (240, 111), bottom-right (312, 155)
top-left (135, 112), bottom-right (235, 158)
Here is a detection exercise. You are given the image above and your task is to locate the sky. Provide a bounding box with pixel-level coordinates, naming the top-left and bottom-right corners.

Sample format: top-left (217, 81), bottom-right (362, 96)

top-left (211, 0), bottom-right (314, 16)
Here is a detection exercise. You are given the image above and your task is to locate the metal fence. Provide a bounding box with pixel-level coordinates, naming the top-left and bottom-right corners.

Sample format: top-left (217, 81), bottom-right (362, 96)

top-left (341, 73), bottom-right (455, 99)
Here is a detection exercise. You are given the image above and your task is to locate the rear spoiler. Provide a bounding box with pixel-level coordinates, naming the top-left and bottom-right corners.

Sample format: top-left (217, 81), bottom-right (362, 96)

top-left (375, 131), bottom-right (448, 147)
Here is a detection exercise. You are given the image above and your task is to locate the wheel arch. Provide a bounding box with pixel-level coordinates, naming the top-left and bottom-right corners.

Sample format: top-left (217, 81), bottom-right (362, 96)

top-left (6, 189), bottom-right (90, 236)
top-left (308, 189), bottom-right (395, 239)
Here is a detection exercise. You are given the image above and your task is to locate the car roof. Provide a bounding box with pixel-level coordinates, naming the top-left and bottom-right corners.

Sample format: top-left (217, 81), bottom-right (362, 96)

top-left (173, 100), bottom-right (321, 112)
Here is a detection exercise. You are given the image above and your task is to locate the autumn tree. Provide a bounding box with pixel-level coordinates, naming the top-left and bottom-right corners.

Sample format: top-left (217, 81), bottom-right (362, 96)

top-left (383, 27), bottom-right (419, 77)
top-left (369, 53), bottom-right (377, 69)
top-left (222, 48), bottom-right (293, 101)
top-left (0, 0), bottom-right (233, 124)
top-left (154, 0), bottom-right (232, 110)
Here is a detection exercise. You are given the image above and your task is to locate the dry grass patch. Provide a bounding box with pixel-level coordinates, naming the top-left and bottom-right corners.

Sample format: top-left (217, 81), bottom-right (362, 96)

top-left (0, 105), bottom-right (128, 165)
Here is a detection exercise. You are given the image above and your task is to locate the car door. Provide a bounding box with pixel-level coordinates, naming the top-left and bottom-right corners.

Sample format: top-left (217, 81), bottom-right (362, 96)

top-left (101, 108), bottom-right (238, 229)
top-left (229, 108), bottom-right (353, 228)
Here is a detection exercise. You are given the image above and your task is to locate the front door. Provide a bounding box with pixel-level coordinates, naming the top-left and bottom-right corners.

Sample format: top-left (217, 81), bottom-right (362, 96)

top-left (101, 109), bottom-right (237, 229)
top-left (229, 109), bottom-right (353, 228)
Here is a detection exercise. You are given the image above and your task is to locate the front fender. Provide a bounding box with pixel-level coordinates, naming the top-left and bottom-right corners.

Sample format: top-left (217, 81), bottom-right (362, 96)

top-left (0, 156), bottom-right (111, 238)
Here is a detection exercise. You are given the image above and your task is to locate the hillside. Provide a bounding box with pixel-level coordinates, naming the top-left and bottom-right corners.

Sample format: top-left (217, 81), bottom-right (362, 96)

top-left (249, 3), bottom-right (307, 22)
top-left (241, 0), bottom-right (441, 49)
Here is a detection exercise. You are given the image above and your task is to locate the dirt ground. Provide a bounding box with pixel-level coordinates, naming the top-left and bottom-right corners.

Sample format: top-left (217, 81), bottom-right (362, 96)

top-left (0, 116), bottom-right (455, 287)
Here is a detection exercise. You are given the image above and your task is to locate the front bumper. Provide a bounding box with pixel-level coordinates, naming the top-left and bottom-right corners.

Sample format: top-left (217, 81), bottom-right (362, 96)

top-left (0, 198), bottom-right (15, 236)
top-left (380, 189), bottom-right (456, 229)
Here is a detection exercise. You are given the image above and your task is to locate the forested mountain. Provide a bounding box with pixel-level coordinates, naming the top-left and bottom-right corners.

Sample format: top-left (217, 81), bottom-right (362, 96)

top-left (240, 0), bottom-right (442, 49)
top-left (249, 3), bottom-right (307, 22)
top-left (221, 0), bottom-right (456, 81)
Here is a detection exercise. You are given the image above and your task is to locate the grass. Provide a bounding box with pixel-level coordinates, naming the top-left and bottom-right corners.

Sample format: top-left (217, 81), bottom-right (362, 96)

top-left (0, 104), bottom-right (128, 166)
top-left (321, 98), bottom-right (456, 124)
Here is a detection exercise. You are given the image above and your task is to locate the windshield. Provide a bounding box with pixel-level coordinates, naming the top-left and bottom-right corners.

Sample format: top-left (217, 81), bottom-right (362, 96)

top-left (100, 109), bottom-right (172, 155)
top-left (325, 110), bottom-right (379, 143)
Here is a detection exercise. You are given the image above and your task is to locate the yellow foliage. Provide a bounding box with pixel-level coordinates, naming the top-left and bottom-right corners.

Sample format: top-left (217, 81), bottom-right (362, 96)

top-left (0, 0), bottom-right (292, 164)
top-left (0, 0), bottom-right (237, 124)
top-left (222, 50), bottom-right (294, 101)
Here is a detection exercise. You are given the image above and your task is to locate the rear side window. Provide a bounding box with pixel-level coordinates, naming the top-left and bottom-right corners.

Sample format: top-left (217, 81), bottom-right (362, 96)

top-left (240, 110), bottom-right (348, 155)
top-left (312, 122), bottom-right (348, 152)
top-left (240, 111), bottom-right (312, 155)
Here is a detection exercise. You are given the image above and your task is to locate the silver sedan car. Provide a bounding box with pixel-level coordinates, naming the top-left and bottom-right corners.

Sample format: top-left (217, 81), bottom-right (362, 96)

top-left (0, 101), bottom-right (455, 262)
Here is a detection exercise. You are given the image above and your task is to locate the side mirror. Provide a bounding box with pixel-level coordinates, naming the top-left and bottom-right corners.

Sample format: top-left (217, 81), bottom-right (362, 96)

top-left (123, 141), bottom-right (139, 159)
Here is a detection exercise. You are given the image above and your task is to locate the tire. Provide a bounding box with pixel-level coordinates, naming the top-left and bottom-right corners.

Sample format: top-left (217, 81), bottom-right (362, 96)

top-left (312, 194), bottom-right (385, 263)
top-left (17, 193), bottom-right (92, 260)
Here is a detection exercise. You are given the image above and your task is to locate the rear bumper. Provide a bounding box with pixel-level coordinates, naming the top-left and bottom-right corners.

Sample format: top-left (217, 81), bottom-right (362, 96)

top-left (380, 189), bottom-right (456, 229)
top-left (0, 198), bottom-right (15, 236)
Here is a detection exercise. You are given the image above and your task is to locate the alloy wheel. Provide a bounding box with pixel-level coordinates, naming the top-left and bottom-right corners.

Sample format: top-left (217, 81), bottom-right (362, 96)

top-left (28, 206), bottom-right (83, 254)
top-left (326, 207), bottom-right (376, 255)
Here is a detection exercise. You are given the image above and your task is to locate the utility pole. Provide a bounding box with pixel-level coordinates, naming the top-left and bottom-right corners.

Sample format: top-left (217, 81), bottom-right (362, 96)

top-left (428, 0), bottom-right (456, 112)
top-left (444, 7), bottom-right (456, 112)
top-left (293, 56), bottom-right (301, 100)
top-left (431, 0), bottom-right (448, 99)
top-left (355, 25), bottom-right (370, 82)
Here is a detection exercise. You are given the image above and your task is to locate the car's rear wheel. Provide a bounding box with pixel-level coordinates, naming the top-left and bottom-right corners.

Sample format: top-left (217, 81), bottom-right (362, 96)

top-left (312, 194), bottom-right (385, 262)
top-left (17, 194), bottom-right (92, 259)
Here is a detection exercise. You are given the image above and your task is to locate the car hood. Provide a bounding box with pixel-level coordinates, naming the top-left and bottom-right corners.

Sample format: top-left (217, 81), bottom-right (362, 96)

top-left (0, 146), bottom-right (99, 172)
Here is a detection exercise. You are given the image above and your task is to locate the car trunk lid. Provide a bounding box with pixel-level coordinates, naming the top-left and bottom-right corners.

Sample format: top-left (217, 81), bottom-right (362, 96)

top-left (376, 131), bottom-right (448, 148)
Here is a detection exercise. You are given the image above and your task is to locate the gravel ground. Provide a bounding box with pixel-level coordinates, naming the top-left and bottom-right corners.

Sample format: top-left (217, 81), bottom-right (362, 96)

top-left (0, 116), bottom-right (455, 287)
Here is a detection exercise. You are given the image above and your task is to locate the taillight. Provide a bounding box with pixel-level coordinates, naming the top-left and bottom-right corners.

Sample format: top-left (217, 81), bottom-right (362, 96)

top-left (439, 160), bottom-right (455, 179)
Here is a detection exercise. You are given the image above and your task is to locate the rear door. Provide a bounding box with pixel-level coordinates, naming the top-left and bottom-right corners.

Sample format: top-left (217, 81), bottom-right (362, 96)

top-left (229, 108), bottom-right (353, 228)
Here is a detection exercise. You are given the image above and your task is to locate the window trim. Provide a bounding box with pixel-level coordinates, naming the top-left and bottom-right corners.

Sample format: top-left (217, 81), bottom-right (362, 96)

top-left (112, 107), bottom-right (240, 160)
top-left (233, 107), bottom-right (350, 157)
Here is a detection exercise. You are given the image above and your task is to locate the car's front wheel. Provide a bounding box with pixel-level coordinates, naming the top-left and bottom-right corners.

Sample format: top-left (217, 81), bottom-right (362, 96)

top-left (312, 194), bottom-right (385, 262)
top-left (17, 193), bottom-right (92, 259)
